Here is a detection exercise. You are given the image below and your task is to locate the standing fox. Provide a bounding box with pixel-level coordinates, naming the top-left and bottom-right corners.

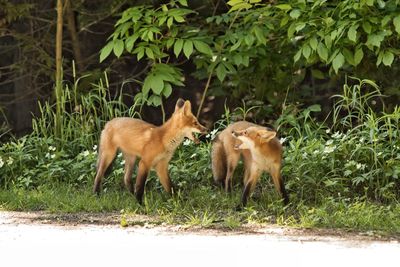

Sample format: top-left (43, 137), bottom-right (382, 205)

top-left (212, 121), bottom-right (288, 208)
top-left (93, 98), bottom-right (207, 204)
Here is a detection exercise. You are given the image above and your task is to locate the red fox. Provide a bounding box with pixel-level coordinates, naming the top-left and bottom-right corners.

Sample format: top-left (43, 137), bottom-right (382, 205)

top-left (93, 98), bottom-right (207, 204)
top-left (212, 121), bottom-right (288, 208)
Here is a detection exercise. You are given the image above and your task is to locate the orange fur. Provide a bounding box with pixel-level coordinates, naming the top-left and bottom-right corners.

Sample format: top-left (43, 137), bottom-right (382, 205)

top-left (93, 99), bottom-right (207, 204)
top-left (212, 121), bottom-right (288, 208)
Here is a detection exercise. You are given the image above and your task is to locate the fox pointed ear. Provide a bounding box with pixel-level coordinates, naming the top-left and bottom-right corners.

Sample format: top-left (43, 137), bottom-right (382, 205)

top-left (175, 98), bottom-right (185, 112)
top-left (183, 100), bottom-right (192, 116)
top-left (258, 129), bottom-right (276, 143)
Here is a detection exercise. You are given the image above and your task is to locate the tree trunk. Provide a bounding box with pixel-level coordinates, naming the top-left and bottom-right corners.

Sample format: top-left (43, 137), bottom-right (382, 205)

top-left (65, 0), bottom-right (83, 72)
top-left (56, 0), bottom-right (63, 86)
top-left (55, 0), bottom-right (63, 139)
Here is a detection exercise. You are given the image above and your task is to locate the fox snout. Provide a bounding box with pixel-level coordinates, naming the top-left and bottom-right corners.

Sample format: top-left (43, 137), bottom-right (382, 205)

top-left (198, 124), bottom-right (208, 134)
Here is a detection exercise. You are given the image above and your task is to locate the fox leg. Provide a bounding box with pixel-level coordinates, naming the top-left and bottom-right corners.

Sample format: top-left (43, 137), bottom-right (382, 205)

top-left (239, 165), bottom-right (261, 208)
top-left (242, 150), bottom-right (252, 185)
top-left (135, 160), bottom-right (150, 205)
top-left (225, 152), bottom-right (240, 192)
top-left (93, 146), bottom-right (117, 194)
top-left (269, 164), bottom-right (289, 205)
top-left (155, 159), bottom-right (172, 194)
top-left (123, 153), bottom-right (136, 194)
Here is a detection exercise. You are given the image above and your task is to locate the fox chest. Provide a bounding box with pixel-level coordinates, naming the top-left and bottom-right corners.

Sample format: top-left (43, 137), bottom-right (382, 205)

top-left (151, 136), bottom-right (184, 165)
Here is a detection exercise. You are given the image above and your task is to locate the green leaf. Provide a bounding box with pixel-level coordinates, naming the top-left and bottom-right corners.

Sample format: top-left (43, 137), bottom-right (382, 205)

top-left (193, 41), bottom-right (213, 55)
top-left (293, 49), bottom-right (302, 62)
top-left (362, 21), bottom-right (372, 34)
top-left (113, 39), bottom-right (124, 58)
top-left (347, 24), bottom-right (358, 42)
top-left (137, 47), bottom-right (145, 61)
top-left (149, 95), bottom-right (162, 106)
top-left (354, 47), bottom-right (364, 66)
top-left (99, 41), bottom-right (113, 62)
top-left (230, 40), bottom-right (242, 51)
top-left (216, 63), bottom-right (227, 82)
top-left (183, 40), bottom-right (193, 59)
top-left (382, 51), bottom-right (394, 66)
top-left (145, 47), bottom-right (154, 59)
top-left (178, 0), bottom-right (188, 6)
top-left (289, 9), bottom-right (301, 19)
top-left (253, 26), bottom-right (267, 45)
top-left (167, 17), bottom-right (174, 28)
top-left (332, 52), bottom-right (345, 73)
top-left (317, 42), bottom-right (329, 62)
top-left (366, 33), bottom-right (384, 47)
top-left (309, 37), bottom-right (318, 51)
top-left (275, 4), bottom-right (292, 10)
top-left (150, 74), bottom-right (164, 94)
top-left (393, 15), bottom-right (400, 34)
top-left (125, 35), bottom-right (138, 53)
top-left (233, 54), bottom-right (242, 66)
top-left (163, 83), bottom-right (172, 98)
top-left (174, 39), bottom-right (184, 58)
top-left (173, 15), bottom-right (185, 23)
top-left (342, 48), bottom-right (355, 66)
top-left (302, 44), bottom-right (311, 59)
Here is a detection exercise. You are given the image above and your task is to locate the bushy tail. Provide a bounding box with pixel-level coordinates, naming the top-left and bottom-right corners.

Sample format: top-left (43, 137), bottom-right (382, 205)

top-left (211, 135), bottom-right (227, 186)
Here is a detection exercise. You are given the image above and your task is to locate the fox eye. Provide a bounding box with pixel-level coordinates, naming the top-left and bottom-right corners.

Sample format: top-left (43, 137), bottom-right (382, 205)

top-left (244, 130), bottom-right (248, 135)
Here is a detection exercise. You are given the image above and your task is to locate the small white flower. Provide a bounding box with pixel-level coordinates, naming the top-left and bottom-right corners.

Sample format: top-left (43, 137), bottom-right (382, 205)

top-left (50, 154), bottom-right (56, 159)
top-left (323, 145), bottom-right (336, 154)
top-left (279, 137), bottom-right (287, 144)
top-left (190, 153), bottom-right (197, 159)
top-left (45, 152), bottom-right (50, 158)
top-left (326, 139), bottom-right (333, 145)
top-left (120, 160), bottom-right (125, 166)
top-left (93, 145), bottom-right (98, 151)
top-left (331, 132), bottom-right (342, 139)
top-left (48, 146), bottom-right (56, 151)
top-left (0, 157), bottom-right (4, 168)
top-left (183, 139), bottom-right (192, 146)
top-left (7, 157), bottom-right (13, 165)
top-left (82, 150), bottom-right (90, 157)
top-left (211, 55), bottom-right (217, 62)
top-left (302, 152), bottom-right (308, 159)
top-left (117, 152), bottom-right (123, 158)
top-left (325, 128), bottom-right (331, 134)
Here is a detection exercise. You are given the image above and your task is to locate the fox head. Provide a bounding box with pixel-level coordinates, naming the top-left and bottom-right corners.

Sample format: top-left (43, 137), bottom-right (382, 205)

top-left (172, 98), bottom-right (207, 142)
top-left (232, 126), bottom-right (276, 150)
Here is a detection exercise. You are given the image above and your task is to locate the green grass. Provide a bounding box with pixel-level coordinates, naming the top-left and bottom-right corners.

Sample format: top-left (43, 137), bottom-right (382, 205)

top-left (0, 76), bottom-right (399, 235)
top-left (1, 182), bottom-right (399, 235)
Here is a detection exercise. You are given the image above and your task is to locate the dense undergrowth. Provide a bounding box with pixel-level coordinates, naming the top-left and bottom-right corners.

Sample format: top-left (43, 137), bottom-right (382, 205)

top-left (0, 76), bottom-right (399, 234)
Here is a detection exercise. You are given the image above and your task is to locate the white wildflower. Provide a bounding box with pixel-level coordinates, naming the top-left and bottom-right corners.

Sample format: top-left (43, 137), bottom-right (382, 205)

top-left (45, 152), bottom-right (50, 158)
top-left (325, 128), bottom-right (331, 134)
top-left (93, 145), bottom-right (98, 151)
top-left (326, 139), bottom-right (334, 145)
top-left (211, 55), bottom-right (217, 62)
top-left (190, 153), bottom-right (197, 159)
top-left (82, 150), bottom-right (90, 157)
top-left (183, 139), bottom-right (192, 146)
top-left (279, 137), bottom-right (287, 144)
top-left (331, 132), bottom-right (342, 139)
top-left (51, 154), bottom-right (56, 159)
top-left (7, 157), bottom-right (13, 165)
top-left (117, 152), bottom-right (123, 158)
top-left (323, 145), bottom-right (336, 154)
top-left (48, 146), bottom-right (56, 151)
top-left (120, 160), bottom-right (125, 166)
top-left (209, 129), bottom-right (218, 141)
top-left (0, 157), bottom-right (4, 168)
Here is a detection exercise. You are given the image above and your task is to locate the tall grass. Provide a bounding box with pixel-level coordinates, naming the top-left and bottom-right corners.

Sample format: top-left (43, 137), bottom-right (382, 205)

top-left (0, 75), bottom-right (399, 233)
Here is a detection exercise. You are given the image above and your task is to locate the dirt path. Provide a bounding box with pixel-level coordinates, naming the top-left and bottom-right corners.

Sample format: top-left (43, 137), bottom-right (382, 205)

top-left (1, 211), bottom-right (399, 267)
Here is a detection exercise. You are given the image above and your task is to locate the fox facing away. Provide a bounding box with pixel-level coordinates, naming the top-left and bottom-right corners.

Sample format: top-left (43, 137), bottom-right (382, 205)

top-left (93, 98), bottom-right (207, 204)
top-left (212, 121), bottom-right (289, 208)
